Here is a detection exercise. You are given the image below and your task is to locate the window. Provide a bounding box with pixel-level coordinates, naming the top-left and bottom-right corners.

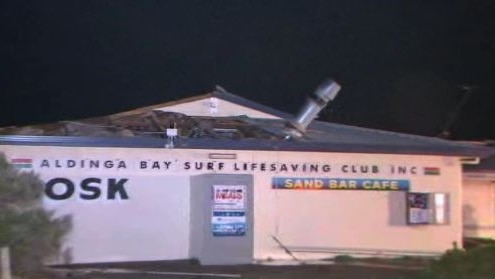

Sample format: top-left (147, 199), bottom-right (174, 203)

top-left (407, 192), bottom-right (449, 225)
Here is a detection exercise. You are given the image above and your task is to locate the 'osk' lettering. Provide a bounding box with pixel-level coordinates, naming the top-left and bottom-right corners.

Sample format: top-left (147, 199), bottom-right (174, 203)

top-left (44, 177), bottom-right (129, 200)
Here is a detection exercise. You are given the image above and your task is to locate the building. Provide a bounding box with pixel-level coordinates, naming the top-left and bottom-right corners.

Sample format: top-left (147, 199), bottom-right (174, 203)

top-left (462, 144), bottom-right (495, 239)
top-left (0, 85), bottom-right (493, 265)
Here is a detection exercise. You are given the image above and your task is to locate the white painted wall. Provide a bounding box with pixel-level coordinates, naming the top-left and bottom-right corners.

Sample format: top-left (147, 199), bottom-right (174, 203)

top-left (463, 178), bottom-right (495, 239)
top-left (43, 175), bottom-right (190, 263)
top-left (0, 146), bottom-right (191, 264)
top-left (251, 151), bottom-right (462, 260)
top-left (0, 145), bottom-right (463, 263)
top-left (153, 97), bottom-right (282, 119)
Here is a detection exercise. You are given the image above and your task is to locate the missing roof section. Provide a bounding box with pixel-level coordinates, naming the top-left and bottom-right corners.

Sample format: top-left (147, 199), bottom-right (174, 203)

top-left (0, 111), bottom-right (286, 141)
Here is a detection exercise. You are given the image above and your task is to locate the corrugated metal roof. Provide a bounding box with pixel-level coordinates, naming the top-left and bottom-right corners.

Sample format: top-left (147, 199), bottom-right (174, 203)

top-left (0, 133), bottom-right (491, 157)
top-left (0, 89), bottom-right (493, 158)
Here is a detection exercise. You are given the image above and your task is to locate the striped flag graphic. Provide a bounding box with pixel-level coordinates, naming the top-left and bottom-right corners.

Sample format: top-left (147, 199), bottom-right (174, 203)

top-left (11, 158), bottom-right (33, 169)
top-left (424, 167), bottom-right (440, 175)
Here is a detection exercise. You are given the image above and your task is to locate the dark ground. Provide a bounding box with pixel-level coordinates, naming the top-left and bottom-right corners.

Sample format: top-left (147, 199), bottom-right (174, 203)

top-left (50, 260), bottom-right (423, 279)
top-left (40, 237), bottom-right (494, 279)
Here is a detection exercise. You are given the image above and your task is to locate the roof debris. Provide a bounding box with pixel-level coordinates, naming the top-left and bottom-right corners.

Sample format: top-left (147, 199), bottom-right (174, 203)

top-left (0, 111), bottom-right (284, 140)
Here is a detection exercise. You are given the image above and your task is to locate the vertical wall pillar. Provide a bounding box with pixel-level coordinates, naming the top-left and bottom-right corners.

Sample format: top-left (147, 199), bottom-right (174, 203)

top-left (1, 247), bottom-right (11, 279)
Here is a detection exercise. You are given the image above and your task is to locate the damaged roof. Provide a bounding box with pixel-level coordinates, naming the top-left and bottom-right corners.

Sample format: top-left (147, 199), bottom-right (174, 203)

top-left (0, 87), bottom-right (493, 158)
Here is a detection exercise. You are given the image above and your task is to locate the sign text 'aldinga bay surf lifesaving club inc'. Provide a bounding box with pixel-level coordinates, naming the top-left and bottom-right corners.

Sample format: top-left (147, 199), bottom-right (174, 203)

top-left (12, 156), bottom-right (443, 200)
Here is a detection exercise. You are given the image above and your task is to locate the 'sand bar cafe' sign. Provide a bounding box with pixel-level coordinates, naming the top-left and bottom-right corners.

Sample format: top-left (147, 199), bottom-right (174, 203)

top-left (272, 177), bottom-right (410, 191)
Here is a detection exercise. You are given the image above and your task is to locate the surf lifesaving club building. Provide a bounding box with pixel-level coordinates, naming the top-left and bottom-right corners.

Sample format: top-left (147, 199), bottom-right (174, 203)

top-left (0, 81), bottom-right (492, 265)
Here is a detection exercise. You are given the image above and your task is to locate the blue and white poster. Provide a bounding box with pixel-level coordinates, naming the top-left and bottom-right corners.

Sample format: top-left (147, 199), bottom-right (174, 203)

top-left (212, 185), bottom-right (247, 237)
top-left (211, 211), bottom-right (246, 236)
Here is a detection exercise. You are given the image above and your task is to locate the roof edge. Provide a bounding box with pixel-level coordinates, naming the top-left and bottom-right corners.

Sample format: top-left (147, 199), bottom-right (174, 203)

top-left (1, 135), bottom-right (492, 157)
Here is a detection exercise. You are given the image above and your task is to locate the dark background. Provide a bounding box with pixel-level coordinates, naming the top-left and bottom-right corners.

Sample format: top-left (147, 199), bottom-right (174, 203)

top-left (1, 1), bottom-right (494, 140)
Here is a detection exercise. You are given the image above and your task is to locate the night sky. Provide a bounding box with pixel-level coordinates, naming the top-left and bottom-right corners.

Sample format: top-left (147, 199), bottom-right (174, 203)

top-left (1, 1), bottom-right (494, 140)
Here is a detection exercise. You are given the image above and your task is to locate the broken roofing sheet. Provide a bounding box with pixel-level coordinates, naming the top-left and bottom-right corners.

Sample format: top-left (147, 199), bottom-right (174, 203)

top-left (0, 111), bottom-right (284, 140)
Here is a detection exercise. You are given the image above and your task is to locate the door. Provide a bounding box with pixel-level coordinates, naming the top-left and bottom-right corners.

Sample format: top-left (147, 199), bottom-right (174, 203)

top-left (190, 174), bottom-right (254, 265)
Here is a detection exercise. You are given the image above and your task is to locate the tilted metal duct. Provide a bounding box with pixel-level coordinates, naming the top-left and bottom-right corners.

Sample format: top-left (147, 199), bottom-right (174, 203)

top-left (291, 79), bottom-right (341, 133)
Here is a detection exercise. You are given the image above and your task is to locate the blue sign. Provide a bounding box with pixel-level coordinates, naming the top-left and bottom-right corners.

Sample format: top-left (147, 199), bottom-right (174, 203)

top-left (272, 177), bottom-right (410, 191)
top-left (213, 211), bottom-right (245, 217)
top-left (211, 211), bottom-right (246, 236)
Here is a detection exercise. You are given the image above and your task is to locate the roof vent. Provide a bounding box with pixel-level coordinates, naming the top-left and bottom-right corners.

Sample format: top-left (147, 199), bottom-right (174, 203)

top-left (291, 79), bottom-right (341, 133)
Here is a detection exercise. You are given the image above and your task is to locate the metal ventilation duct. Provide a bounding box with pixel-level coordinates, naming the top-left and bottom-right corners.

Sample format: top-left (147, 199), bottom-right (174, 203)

top-left (291, 79), bottom-right (341, 133)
